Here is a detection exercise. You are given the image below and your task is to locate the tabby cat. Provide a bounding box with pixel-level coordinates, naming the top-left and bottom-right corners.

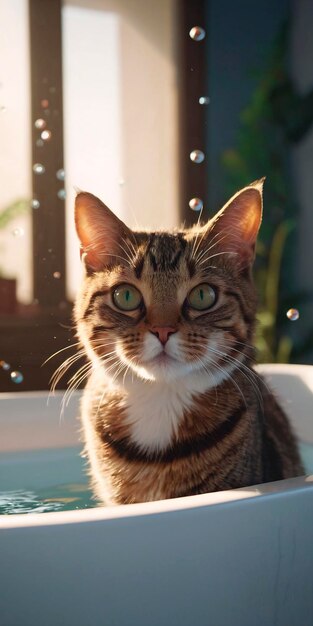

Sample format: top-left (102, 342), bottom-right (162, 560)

top-left (74, 179), bottom-right (303, 505)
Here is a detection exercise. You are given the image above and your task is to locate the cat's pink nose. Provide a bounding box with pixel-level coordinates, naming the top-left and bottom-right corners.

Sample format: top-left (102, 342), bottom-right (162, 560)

top-left (149, 326), bottom-right (177, 345)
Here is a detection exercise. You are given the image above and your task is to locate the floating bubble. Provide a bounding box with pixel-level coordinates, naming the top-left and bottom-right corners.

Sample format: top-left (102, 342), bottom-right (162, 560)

top-left (189, 26), bottom-right (206, 41)
top-left (12, 227), bottom-right (24, 237)
top-left (190, 149), bottom-right (205, 164)
top-left (33, 163), bottom-right (45, 175)
top-left (286, 308), bottom-right (299, 321)
top-left (0, 360), bottom-right (11, 371)
top-left (56, 168), bottom-right (65, 180)
top-left (41, 99), bottom-right (49, 109)
top-left (31, 199), bottom-right (40, 209)
top-left (34, 118), bottom-right (46, 129)
top-left (41, 129), bottom-right (51, 141)
top-left (53, 271), bottom-right (61, 279)
top-left (36, 139), bottom-right (44, 148)
top-left (57, 189), bottom-right (66, 200)
top-left (199, 96), bottom-right (210, 105)
top-left (10, 370), bottom-right (24, 384)
top-left (189, 197), bottom-right (203, 211)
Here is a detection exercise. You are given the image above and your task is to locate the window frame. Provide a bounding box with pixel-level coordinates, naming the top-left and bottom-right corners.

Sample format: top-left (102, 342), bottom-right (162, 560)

top-left (0, 0), bottom-right (208, 392)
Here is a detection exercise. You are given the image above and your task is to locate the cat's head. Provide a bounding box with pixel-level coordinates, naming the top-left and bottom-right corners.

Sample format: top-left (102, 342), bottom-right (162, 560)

top-left (74, 180), bottom-right (263, 383)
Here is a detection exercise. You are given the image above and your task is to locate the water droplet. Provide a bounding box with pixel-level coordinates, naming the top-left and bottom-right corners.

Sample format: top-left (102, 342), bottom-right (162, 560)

top-left (190, 149), bottom-right (205, 164)
top-left (199, 96), bottom-right (210, 105)
top-left (12, 227), bottom-right (24, 238)
top-left (41, 99), bottom-right (49, 109)
top-left (189, 197), bottom-right (203, 211)
top-left (41, 129), bottom-right (52, 141)
top-left (11, 370), bottom-right (24, 384)
top-left (48, 248), bottom-right (53, 253)
top-left (56, 168), bottom-right (65, 181)
top-left (34, 118), bottom-right (46, 129)
top-left (33, 163), bottom-right (45, 175)
top-left (189, 26), bottom-right (206, 41)
top-left (286, 308), bottom-right (299, 321)
top-left (31, 199), bottom-right (40, 209)
top-left (0, 360), bottom-right (10, 371)
top-left (53, 271), bottom-right (61, 279)
top-left (57, 189), bottom-right (66, 200)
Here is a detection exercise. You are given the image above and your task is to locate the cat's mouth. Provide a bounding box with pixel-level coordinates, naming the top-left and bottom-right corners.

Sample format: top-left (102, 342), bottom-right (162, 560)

top-left (149, 352), bottom-right (178, 366)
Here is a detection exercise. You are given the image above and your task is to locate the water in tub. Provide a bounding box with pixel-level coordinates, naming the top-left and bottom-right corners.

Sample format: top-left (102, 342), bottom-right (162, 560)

top-left (0, 442), bottom-right (312, 514)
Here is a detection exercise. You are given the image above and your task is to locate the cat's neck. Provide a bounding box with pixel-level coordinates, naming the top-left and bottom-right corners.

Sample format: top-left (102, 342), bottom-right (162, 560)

top-left (92, 361), bottom-right (242, 454)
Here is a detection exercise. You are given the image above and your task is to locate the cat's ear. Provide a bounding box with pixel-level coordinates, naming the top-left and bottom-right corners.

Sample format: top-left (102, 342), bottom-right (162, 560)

top-left (204, 178), bottom-right (264, 268)
top-left (75, 192), bottom-right (134, 271)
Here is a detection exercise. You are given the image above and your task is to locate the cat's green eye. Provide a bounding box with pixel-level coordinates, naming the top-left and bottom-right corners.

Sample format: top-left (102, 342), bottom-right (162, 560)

top-left (112, 284), bottom-right (142, 311)
top-left (187, 283), bottom-right (216, 311)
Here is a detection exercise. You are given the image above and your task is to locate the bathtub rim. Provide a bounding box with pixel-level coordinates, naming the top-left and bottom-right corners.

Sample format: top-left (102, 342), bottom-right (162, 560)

top-left (0, 474), bottom-right (312, 530)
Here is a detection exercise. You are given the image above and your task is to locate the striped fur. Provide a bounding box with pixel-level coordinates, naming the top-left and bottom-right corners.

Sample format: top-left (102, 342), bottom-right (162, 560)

top-left (74, 181), bottom-right (304, 505)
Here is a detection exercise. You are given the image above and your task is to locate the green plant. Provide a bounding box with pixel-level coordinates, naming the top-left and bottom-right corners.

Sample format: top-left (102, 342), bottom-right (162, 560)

top-left (221, 20), bottom-right (313, 363)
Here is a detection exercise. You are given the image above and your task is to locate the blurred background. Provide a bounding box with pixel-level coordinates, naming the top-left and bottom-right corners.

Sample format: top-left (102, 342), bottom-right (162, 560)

top-left (0, 0), bottom-right (312, 391)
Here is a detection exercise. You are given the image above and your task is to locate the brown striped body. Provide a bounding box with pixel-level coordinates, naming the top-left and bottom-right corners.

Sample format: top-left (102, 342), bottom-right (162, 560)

top-left (73, 181), bottom-right (304, 505)
top-left (80, 368), bottom-right (302, 504)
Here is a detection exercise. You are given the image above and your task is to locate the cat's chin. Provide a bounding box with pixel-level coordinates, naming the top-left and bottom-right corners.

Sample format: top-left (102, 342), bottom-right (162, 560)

top-left (128, 354), bottom-right (198, 383)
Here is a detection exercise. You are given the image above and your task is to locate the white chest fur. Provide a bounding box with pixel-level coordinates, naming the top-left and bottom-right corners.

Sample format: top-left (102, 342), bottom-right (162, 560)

top-left (122, 371), bottom-right (217, 453)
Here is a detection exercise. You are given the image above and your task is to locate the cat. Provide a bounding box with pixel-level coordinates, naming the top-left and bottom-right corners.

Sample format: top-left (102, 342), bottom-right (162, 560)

top-left (73, 179), bottom-right (304, 505)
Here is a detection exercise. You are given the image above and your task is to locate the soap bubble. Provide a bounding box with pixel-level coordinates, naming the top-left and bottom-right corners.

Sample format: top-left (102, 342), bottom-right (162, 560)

top-left (34, 118), bottom-right (46, 129)
top-left (12, 227), bottom-right (24, 237)
top-left (189, 197), bottom-right (203, 211)
top-left (189, 26), bottom-right (206, 41)
top-left (190, 149), bottom-right (205, 164)
top-left (0, 361), bottom-right (10, 371)
top-left (31, 199), bottom-right (40, 209)
top-left (11, 371), bottom-right (24, 384)
top-left (53, 271), bottom-right (61, 279)
top-left (286, 308), bottom-right (299, 321)
top-left (56, 168), bottom-right (65, 180)
top-left (33, 163), bottom-right (45, 175)
top-left (57, 189), bottom-right (66, 200)
top-left (199, 96), bottom-right (210, 105)
top-left (41, 130), bottom-right (51, 141)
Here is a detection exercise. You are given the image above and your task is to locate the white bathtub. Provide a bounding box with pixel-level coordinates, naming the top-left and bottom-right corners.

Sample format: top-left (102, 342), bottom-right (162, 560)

top-left (0, 364), bottom-right (313, 626)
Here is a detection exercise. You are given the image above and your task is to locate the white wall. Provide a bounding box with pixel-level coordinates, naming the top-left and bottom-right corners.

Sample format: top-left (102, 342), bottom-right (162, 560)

top-left (0, 0), bottom-right (32, 303)
top-left (62, 0), bottom-right (179, 300)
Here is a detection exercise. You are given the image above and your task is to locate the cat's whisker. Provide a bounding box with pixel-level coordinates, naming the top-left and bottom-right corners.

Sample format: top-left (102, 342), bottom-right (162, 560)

top-left (193, 231), bottom-right (229, 264)
top-left (43, 342), bottom-right (83, 366)
top-left (207, 345), bottom-right (263, 408)
top-left (189, 207), bottom-right (205, 258)
top-left (49, 351), bottom-right (87, 395)
top-left (60, 362), bottom-right (95, 418)
top-left (198, 250), bottom-right (238, 267)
